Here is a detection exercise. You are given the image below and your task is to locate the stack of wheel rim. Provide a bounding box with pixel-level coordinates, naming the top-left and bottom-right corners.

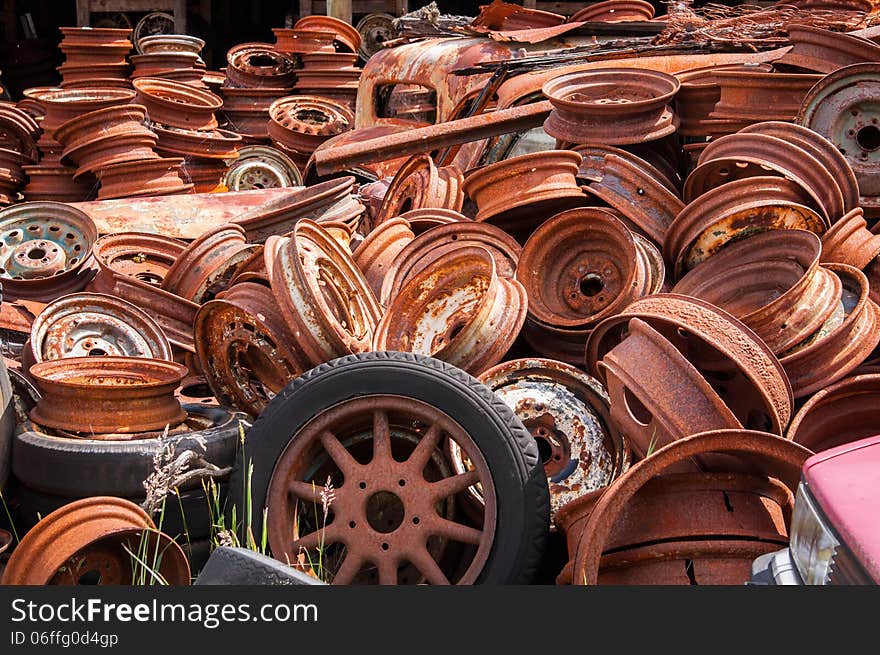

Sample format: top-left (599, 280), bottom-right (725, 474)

top-left (57, 27), bottom-right (132, 87)
top-left (294, 17), bottom-right (362, 111)
top-left (91, 76), bottom-right (227, 199)
top-left (21, 87), bottom-right (136, 202)
top-left (131, 34), bottom-right (208, 88)
top-left (219, 43), bottom-right (296, 144)
top-left (0, 104), bottom-right (39, 205)
top-left (267, 95), bottom-right (354, 172)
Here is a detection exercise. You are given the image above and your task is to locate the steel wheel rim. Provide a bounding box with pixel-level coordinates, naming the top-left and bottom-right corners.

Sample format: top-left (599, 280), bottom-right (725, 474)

top-left (267, 395), bottom-right (497, 585)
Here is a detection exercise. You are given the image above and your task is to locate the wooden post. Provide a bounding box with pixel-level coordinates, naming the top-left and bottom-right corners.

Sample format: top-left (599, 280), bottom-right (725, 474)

top-left (174, 0), bottom-right (187, 33)
top-left (326, 0), bottom-right (351, 24)
top-left (76, 0), bottom-right (90, 26)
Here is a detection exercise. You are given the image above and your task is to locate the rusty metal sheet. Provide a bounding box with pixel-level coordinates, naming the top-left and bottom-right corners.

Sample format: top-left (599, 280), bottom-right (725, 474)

top-left (70, 187), bottom-right (309, 239)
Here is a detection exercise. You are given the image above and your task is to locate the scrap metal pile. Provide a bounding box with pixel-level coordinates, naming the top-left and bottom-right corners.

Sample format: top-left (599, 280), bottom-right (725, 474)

top-left (1, 0), bottom-right (880, 586)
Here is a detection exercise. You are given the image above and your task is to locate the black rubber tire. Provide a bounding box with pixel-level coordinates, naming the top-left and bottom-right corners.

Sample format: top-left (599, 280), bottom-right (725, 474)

top-left (9, 479), bottom-right (227, 542)
top-left (12, 405), bottom-right (244, 498)
top-left (195, 546), bottom-right (325, 585)
top-left (232, 351), bottom-right (549, 585)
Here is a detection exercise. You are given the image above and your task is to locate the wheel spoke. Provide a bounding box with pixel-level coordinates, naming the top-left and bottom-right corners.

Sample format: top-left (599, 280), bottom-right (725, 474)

top-left (407, 547), bottom-right (450, 585)
top-left (376, 556), bottom-right (399, 585)
top-left (372, 409), bottom-right (392, 463)
top-left (319, 430), bottom-right (360, 477)
top-left (431, 517), bottom-right (483, 546)
top-left (287, 480), bottom-right (323, 504)
top-left (405, 422), bottom-right (443, 475)
top-left (293, 523), bottom-right (341, 551)
top-left (332, 550), bottom-right (365, 585)
top-left (429, 470), bottom-right (480, 501)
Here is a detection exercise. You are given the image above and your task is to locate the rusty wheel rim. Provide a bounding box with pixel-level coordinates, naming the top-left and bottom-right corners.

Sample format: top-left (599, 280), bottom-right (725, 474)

top-left (294, 15), bottom-right (362, 53)
top-left (224, 145), bottom-right (302, 190)
top-left (0, 497), bottom-right (189, 585)
top-left (398, 208), bottom-right (469, 235)
top-left (739, 120), bottom-right (859, 213)
top-left (268, 95), bottom-right (354, 158)
top-left (665, 176), bottom-right (826, 279)
top-left (517, 208), bottom-right (642, 329)
top-left (132, 77), bottom-right (222, 131)
top-left (691, 131), bottom-right (844, 222)
top-left (571, 430), bottom-right (813, 585)
top-left (374, 246), bottom-right (527, 375)
top-left (160, 224), bottom-right (258, 303)
top-left (226, 43), bottom-right (297, 88)
top-left (821, 207), bottom-right (880, 268)
top-left (779, 263), bottom-right (880, 398)
top-left (787, 373), bottom-right (880, 451)
top-left (600, 318), bottom-right (743, 458)
top-left (542, 68), bottom-right (679, 145)
top-left (29, 356), bottom-right (187, 433)
top-left (797, 62), bottom-right (880, 209)
top-left (272, 221), bottom-right (381, 367)
top-left (587, 293), bottom-right (794, 435)
top-left (569, 0), bottom-right (654, 21)
top-left (379, 221), bottom-right (520, 306)
top-left (267, 395), bottom-right (496, 584)
top-left (476, 358), bottom-right (628, 522)
top-left (93, 232), bottom-right (186, 287)
top-left (374, 154), bottom-right (463, 224)
top-left (584, 153), bottom-right (683, 246)
top-left (672, 230), bottom-right (843, 354)
top-left (195, 281), bottom-right (303, 417)
top-left (0, 201), bottom-right (97, 300)
top-left (352, 217), bottom-right (414, 298)
top-left (30, 292), bottom-right (172, 363)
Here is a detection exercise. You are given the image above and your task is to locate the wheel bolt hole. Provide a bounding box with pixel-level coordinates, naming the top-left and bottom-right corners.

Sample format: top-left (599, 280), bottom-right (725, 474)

top-left (412, 516), bottom-right (420, 525)
top-left (359, 481), bottom-right (366, 489)
top-left (381, 543), bottom-right (389, 551)
top-left (349, 521), bottom-right (356, 528)
top-left (398, 479), bottom-right (405, 487)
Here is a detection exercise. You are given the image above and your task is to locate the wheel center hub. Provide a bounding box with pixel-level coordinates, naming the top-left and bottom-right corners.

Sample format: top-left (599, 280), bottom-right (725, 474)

top-left (365, 490), bottom-right (406, 534)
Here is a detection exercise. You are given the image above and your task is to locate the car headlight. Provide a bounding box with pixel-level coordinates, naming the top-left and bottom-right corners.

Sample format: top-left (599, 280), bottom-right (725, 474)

top-left (790, 483), bottom-right (839, 585)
